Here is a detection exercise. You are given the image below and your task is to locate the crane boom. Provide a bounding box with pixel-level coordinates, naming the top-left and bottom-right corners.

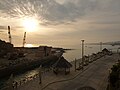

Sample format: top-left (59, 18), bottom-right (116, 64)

top-left (8, 26), bottom-right (12, 43)
top-left (23, 32), bottom-right (26, 47)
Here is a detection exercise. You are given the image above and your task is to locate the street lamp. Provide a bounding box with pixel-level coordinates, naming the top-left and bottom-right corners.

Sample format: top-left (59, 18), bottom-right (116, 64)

top-left (81, 40), bottom-right (85, 68)
top-left (39, 65), bottom-right (42, 84)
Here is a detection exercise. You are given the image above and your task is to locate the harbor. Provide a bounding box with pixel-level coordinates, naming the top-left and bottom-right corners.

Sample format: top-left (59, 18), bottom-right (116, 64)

top-left (0, 39), bottom-right (119, 90)
top-left (1, 48), bottom-right (119, 90)
top-left (0, 0), bottom-right (120, 90)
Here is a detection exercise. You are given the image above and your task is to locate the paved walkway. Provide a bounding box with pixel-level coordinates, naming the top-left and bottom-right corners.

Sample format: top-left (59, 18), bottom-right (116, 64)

top-left (17, 54), bottom-right (119, 90)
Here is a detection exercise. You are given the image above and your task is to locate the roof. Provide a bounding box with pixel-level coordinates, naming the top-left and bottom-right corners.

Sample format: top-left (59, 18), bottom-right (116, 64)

top-left (83, 55), bottom-right (89, 58)
top-left (92, 53), bottom-right (97, 56)
top-left (52, 57), bottom-right (72, 68)
top-left (41, 55), bottom-right (59, 68)
top-left (102, 48), bottom-right (109, 52)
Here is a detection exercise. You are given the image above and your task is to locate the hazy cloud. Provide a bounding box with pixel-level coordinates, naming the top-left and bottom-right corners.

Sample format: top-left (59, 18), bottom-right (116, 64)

top-left (0, 0), bottom-right (104, 25)
top-left (0, 0), bottom-right (120, 46)
top-left (0, 25), bottom-right (7, 30)
top-left (90, 21), bottom-right (120, 25)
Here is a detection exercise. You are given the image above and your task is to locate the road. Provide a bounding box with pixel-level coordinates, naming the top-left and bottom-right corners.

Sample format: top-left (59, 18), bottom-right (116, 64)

top-left (45, 54), bottom-right (119, 90)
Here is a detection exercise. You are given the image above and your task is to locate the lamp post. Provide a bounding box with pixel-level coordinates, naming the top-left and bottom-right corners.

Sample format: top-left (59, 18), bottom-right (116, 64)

top-left (39, 65), bottom-right (42, 84)
top-left (108, 69), bottom-right (111, 90)
top-left (81, 40), bottom-right (85, 68)
top-left (75, 58), bottom-right (76, 72)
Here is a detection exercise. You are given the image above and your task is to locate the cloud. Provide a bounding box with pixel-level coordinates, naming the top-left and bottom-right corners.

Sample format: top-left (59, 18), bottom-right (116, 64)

top-left (0, 0), bottom-right (99, 25)
top-left (0, 25), bottom-right (7, 30)
top-left (90, 21), bottom-right (120, 25)
top-left (0, 0), bottom-right (120, 26)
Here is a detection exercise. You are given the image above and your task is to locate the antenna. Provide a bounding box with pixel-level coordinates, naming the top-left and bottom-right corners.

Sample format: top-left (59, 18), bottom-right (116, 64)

top-left (8, 26), bottom-right (12, 43)
top-left (23, 32), bottom-right (26, 47)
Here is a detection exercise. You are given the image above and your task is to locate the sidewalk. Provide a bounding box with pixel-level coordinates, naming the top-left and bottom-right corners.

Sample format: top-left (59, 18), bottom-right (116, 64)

top-left (17, 58), bottom-right (82, 90)
top-left (17, 54), bottom-right (119, 90)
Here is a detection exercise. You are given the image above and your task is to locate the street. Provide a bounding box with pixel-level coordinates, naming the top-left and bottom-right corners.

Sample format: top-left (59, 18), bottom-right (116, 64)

top-left (45, 54), bottom-right (118, 90)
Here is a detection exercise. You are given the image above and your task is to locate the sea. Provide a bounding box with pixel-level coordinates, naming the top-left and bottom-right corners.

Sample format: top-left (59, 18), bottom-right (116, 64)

top-left (0, 44), bottom-right (120, 89)
top-left (63, 44), bottom-right (120, 61)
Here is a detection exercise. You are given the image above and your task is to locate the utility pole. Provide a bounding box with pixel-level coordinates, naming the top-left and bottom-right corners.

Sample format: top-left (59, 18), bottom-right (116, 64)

top-left (23, 32), bottom-right (26, 47)
top-left (8, 26), bottom-right (12, 44)
top-left (81, 40), bottom-right (85, 69)
top-left (7, 74), bottom-right (14, 90)
top-left (39, 65), bottom-right (42, 84)
top-left (75, 58), bottom-right (76, 72)
top-left (100, 42), bottom-right (102, 52)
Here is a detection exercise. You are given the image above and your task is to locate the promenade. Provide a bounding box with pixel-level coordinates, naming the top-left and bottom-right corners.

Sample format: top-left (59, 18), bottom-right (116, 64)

top-left (17, 53), bottom-right (119, 90)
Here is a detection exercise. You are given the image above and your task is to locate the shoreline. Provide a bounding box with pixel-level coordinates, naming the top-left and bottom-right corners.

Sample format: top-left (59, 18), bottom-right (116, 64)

top-left (0, 59), bottom-right (42, 78)
top-left (0, 49), bottom-right (115, 89)
top-left (16, 53), bottom-right (119, 90)
top-left (0, 49), bottom-right (110, 79)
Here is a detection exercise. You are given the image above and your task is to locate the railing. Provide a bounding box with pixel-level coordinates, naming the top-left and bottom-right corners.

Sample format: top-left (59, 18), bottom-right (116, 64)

top-left (6, 68), bottom-right (51, 89)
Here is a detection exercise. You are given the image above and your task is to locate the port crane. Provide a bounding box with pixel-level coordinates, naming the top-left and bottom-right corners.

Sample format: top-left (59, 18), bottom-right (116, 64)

top-left (8, 26), bottom-right (27, 47)
top-left (23, 32), bottom-right (26, 47)
top-left (8, 26), bottom-right (12, 43)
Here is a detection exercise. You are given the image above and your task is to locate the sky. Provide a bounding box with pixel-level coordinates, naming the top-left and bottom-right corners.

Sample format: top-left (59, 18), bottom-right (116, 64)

top-left (0, 0), bottom-right (120, 48)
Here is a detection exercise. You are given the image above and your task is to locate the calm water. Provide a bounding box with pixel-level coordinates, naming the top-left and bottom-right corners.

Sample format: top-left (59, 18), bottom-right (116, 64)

top-left (0, 45), bottom-right (120, 89)
top-left (64, 45), bottom-right (120, 61)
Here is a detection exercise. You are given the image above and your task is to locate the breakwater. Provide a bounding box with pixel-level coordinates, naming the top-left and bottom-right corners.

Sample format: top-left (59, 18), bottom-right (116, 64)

top-left (0, 59), bottom-right (41, 78)
top-left (0, 48), bottom-right (114, 90)
top-left (0, 55), bottom-right (59, 78)
top-left (2, 49), bottom-right (112, 90)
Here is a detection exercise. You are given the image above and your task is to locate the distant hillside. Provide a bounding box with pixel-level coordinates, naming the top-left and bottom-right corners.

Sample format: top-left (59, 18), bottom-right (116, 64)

top-left (104, 41), bottom-right (120, 45)
top-left (87, 41), bottom-right (120, 45)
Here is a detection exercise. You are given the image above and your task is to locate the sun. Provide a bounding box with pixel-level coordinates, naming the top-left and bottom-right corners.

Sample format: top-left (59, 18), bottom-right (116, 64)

top-left (25, 44), bottom-right (34, 47)
top-left (22, 17), bottom-right (39, 32)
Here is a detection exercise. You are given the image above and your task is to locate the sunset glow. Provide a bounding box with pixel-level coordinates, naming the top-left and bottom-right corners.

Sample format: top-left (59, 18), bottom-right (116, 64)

top-left (22, 17), bottom-right (39, 32)
top-left (0, 0), bottom-right (120, 46)
top-left (25, 44), bottom-right (34, 47)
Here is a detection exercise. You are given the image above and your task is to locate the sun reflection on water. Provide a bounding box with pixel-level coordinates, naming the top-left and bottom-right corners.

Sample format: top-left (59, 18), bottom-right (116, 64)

top-left (25, 44), bottom-right (34, 47)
